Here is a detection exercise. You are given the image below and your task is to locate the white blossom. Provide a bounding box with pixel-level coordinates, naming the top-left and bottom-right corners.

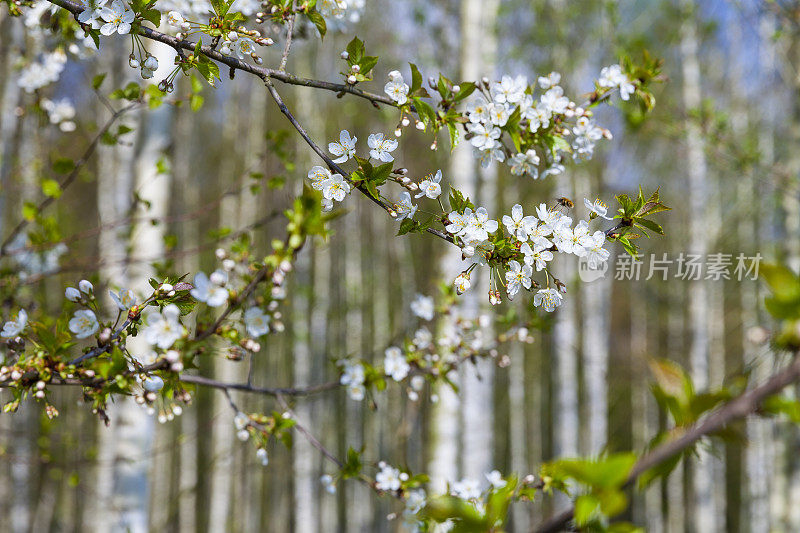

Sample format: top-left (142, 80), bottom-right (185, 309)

top-left (416, 169), bottom-right (442, 199)
top-left (166, 10), bottom-right (184, 27)
top-left (79, 279), bottom-right (94, 293)
top-left (308, 165), bottom-right (331, 190)
top-left (1, 309), bottom-right (28, 338)
top-left (244, 307), bottom-right (270, 338)
top-left (256, 448), bottom-right (269, 466)
top-left (454, 273), bottom-right (471, 295)
top-left (451, 478), bottom-right (481, 500)
top-left (384, 346), bottom-right (410, 381)
top-left (99, 0), bottom-right (134, 35)
top-left (508, 150), bottom-right (540, 178)
top-left (320, 474), bottom-right (337, 494)
top-left (490, 74), bottom-right (527, 104)
top-left (191, 270), bottom-right (229, 307)
top-left (394, 191), bottom-right (417, 221)
top-left (328, 130), bottom-right (357, 163)
top-left (537, 71), bottom-right (561, 89)
top-left (466, 96), bottom-right (491, 124)
top-left (502, 204), bottom-right (536, 241)
top-left (143, 304), bottom-right (185, 349)
top-left (69, 309), bottom-right (99, 339)
top-left (540, 86), bottom-right (570, 114)
top-left (486, 470), bottom-right (507, 489)
top-left (584, 197), bottom-right (612, 220)
top-left (534, 288), bottom-right (563, 312)
top-left (339, 359), bottom-right (365, 401)
top-left (65, 287), bottom-right (81, 302)
top-left (487, 102), bottom-right (510, 127)
top-left (520, 242), bottom-right (553, 271)
top-left (462, 206), bottom-right (498, 242)
top-left (468, 123), bottom-right (500, 151)
top-left (78, 0), bottom-right (107, 26)
top-left (322, 174), bottom-right (351, 202)
top-left (410, 294), bottom-right (434, 320)
top-left (375, 463), bottom-right (402, 492)
top-left (505, 260), bottom-right (532, 299)
top-left (445, 208), bottom-right (471, 235)
top-left (367, 133), bottom-right (398, 162)
top-left (109, 288), bottom-right (136, 310)
top-left (384, 71), bottom-right (409, 105)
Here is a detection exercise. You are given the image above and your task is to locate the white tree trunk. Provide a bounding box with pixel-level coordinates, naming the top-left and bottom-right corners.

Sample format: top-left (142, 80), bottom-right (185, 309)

top-left (679, 2), bottom-right (716, 529)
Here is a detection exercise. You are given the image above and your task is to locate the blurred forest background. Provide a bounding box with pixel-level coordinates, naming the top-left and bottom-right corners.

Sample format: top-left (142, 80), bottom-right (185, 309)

top-left (1, 0), bottom-right (799, 531)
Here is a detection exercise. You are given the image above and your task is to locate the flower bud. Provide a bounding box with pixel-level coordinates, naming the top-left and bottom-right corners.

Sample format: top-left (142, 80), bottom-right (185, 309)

top-left (79, 280), bottom-right (93, 293)
top-left (340, 50), bottom-right (349, 60)
top-left (347, 75), bottom-right (357, 84)
top-left (65, 287), bottom-right (81, 301)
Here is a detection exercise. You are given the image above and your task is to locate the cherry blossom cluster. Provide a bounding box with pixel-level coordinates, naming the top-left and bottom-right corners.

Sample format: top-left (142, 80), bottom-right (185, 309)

top-left (446, 200), bottom-right (611, 309)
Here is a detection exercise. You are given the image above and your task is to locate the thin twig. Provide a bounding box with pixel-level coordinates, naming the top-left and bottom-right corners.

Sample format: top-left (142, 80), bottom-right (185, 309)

top-left (534, 350), bottom-right (800, 533)
top-left (279, 0), bottom-right (298, 72)
top-left (179, 374), bottom-right (339, 397)
top-left (0, 103), bottom-right (138, 257)
top-left (46, 0), bottom-right (397, 107)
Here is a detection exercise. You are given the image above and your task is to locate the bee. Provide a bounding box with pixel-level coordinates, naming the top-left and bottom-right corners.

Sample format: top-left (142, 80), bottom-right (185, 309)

top-left (551, 196), bottom-right (574, 213)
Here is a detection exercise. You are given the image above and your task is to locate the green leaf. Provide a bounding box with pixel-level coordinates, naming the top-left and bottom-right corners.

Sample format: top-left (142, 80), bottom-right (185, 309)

top-left (346, 36), bottom-right (364, 63)
top-left (52, 158), bottom-right (75, 174)
top-left (633, 217), bottom-right (664, 236)
top-left (409, 62), bottom-right (422, 93)
top-left (574, 494), bottom-right (600, 526)
top-left (92, 73), bottom-right (106, 90)
top-left (761, 264), bottom-right (800, 302)
top-left (41, 179), bottom-right (62, 199)
top-left (306, 8), bottom-right (326, 38)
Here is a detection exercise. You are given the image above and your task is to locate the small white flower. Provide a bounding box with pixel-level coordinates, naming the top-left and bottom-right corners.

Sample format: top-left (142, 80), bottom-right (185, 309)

top-left (520, 242), bottom-right (553, 271)
top-left (466, 97), bottom-right (491, 124)
top-left (65, 287), bottom-right (82, 302)
top-left (504, 260), bottom-right (532, 299)
top-left (143, 304), bottom-right (185, 349)
top-left (69, 309), bottom-right (99, 339)
top-left (416, 169), bottom-right (442, 199)
top-left (256, 448), bottom-right (269, 466)
top-left (78, 0), bottom-right (107, 27)
top-left (490, 74), bottom-right (527, 104)
top-left (367, 133), bottom-right (398, 162)
top-left (454, 273), bottom-right (471, 295)
top-left (233, 37), bottom-right (257, 60)
top-left (191, 271), bottom-right (229, 307)
top-left (79, 279), bottom-right (94, 293)
top-left (110, 288), bottom-right (136, 310)
top-left (1, 309), bottom-right (28, 338)
top-left (375, 463), bottom-right (402, 492)
top-left (308, 165), bottom-right (331, 190)
top-left (540, 86), bottom-right (570, 114)
top-left (320, 474), bottom-right (337, 494)
top-left (410, 294), bottom-right (434, 321)
top-left (584, 198), bottom-right (612, 220)
top-left (244, 307), bottom-right (270, 338)
top-left (502, 204), bottom-right (536, 241)
top-left (328, 130), bottom-right (357, 163)
top-left (445, 208), bottom-right (471, 235)
top-left (451, 478), bottom-right (481, 500)
top-left (167, 10), bottom-right (184, 27)
top-left (99, 0), bottom-right (134, 35)
top-left (487, 102), bottom-right (510, 127)
top-left (486, 470), bottom-right (507, 489)
top-left (234, 412), bottom-right (250, 430)
top-left (508, 150), bottom-right (540, 178)
top-left (322, 174), bottom-right (351, 202)
top-left (463, 206), bottom-right (498, 242)
top-left (394, 191), bottom-right (417, 221)
top-left (143, 376), bottom-right (164, 392)
top-left (384, 72), bottom-right (409, 105)
top-left (468, 123), bottom-right (501, 151)
top-left (533, 288), bottom-right (563, 312)
top-left (340, 359), bottom-right (366, 401)
top-left (384, 346), bottom-right (410, 382)
top-left (537, 71), bottom-right (561, 89)
top-left (405, 488), bottom-right (426, 514)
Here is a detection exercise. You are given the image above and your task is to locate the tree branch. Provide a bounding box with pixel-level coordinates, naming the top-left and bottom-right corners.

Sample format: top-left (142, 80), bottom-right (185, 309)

top-left (279, 0), bottom-right (298, 72)
top-left (534, 350), bottom-right (800, 533)
top-left (46, 0), bottom-right (397, 107)
top-left (0, 102), bottom-right (138, 258)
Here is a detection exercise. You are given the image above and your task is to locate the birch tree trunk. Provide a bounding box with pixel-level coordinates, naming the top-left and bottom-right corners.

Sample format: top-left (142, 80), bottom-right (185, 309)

top-left (461, 0), bottom-right (499, 483)
top-left (429, 0), bottom-right (484, 492)
top-left (679, 1), bottom-right (716, 529)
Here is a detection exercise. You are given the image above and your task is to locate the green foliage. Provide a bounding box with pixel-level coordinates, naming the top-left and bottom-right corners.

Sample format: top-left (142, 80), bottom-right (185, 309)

top-left (342, 37), bottom-right (378, 82)
top-left (610, 187), bottom-right (670, 257)
top-left (760, 263), bottom-right (800, 349)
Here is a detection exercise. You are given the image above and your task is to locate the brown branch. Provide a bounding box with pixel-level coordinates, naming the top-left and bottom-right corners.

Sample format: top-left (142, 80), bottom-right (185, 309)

top-left (534, 350), bottom-right (800, 533)
top-left (0, 102), bottom-right (138, 257)
top-left (46, 0), bottom-right (397, 108)
top-left (279, 0), bottom-right (298, 72)
top-left (179, 374), bottom-right (339, 397)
